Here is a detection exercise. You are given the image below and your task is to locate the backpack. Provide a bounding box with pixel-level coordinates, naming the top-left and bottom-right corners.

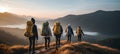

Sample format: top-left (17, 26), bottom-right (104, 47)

top-left (76, 27), bottom-right (81, 35)
top-left (53, 22), bottom-right (61, 34)
top-left (24, 21), bottom-right (34, 37)
top-left (67, 26), bottom-right (73, 35)
top-left (41, 22), bottom-right (49, 36)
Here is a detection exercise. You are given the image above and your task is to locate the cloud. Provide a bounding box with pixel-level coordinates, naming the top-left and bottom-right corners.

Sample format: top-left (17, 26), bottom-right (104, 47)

top-left (84, 31), bottom-right (99, 36)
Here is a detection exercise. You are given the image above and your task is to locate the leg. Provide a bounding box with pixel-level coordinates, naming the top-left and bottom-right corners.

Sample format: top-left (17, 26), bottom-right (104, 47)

top-left (32, 38), bottom-right (35, 54)
top-left (80, 36), bottom-right (82, 41)
top-left (55, 36), bottom-right (58, 50)
top-left (78, 35), bottom-right (81, 41)
top-left (29, 38), bottom-right (32, 54)
top-left (70, 35), bottom-right (71, 42)
top-left (77, 36), bottom-right (79, 41)
top-left (58, 35), bottom-right (61, 47)
top-left (45, 37), bottom-right (47, 49)
top-left (68, 35), bottom-right (70, 42)
top-left (67, 35), bottom-right (69, 42)
top-left (48, 37), bottom-right (50, 48)
top-left (58, 37), bottom-right (60, 47)
top-left (69, 35), bottom-right (70, 42)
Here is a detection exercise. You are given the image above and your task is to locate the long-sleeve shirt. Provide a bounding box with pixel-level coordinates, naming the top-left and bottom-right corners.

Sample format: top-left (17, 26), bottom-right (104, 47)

top-left (32, 24), bottom-right (38, 40)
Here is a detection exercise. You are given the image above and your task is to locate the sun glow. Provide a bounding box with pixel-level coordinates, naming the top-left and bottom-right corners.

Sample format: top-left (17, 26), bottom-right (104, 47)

top-left (0, 7), bottom-right (8, 12)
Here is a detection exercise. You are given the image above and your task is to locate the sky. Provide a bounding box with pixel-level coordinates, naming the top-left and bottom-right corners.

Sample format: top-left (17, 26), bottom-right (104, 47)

top-left (0, 0), bottom-right (120, 18)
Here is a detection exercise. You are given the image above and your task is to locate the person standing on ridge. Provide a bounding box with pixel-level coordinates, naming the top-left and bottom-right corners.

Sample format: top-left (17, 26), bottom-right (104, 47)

top-left (41, 21), bottom-right (52, 49)
top-left (65, 24), bottom-right (74, 42)
top-left (53, 21), bottom-right (63, 50)
top-left (24, 18), bottom-right (38, 54)
top-left (76, 26), bottom-right (84, 41)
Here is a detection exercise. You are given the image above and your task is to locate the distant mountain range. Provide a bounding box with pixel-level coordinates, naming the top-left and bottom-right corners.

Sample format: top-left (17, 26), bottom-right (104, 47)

top-left (0, 12), bottom-right (26, 25)
top-left (0, 10), bottom-right (120, 51)
top-left (0, 10), bottom-right (120, 44)
top-left (49, 10), bottom-right (120, 36)
top-left (1, 10), bottom-right (120, 36)
top-left (0, 12), bottom-right (48, 25)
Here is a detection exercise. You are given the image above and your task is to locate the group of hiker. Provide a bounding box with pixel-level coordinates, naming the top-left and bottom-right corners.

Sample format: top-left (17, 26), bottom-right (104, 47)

top-left (24, 18), bottom-right (84, 54)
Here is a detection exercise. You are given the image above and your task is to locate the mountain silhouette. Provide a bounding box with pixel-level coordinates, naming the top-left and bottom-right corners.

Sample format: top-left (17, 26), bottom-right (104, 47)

top-left (49, 10), bottom-right (120, 36)
top-left (0, 12), bottom-right (26, 25)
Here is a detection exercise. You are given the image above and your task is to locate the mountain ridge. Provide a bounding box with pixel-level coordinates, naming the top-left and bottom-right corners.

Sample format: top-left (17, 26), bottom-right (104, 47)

top-left (0, 12), bottom-right (26, 25)
top-left (0, 40), bottom-right (120, 54)
top-left (49, 10), bottom-right (120, 36)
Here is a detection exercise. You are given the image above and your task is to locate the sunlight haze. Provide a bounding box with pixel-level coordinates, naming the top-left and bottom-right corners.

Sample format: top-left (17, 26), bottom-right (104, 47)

top-left (0, 0), bottom-right (120, 18)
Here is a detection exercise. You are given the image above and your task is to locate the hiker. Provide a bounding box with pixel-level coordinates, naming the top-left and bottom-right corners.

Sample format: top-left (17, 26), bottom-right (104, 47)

top-left (24, 18), bottom-right (38, 54)
top-left (53, 21), bottom-right (63, 50)
top-left (65, 24), bottom-right (74, 42)
top-left (76, 26), bottom-right (84, 41)
top-left (41, 21), bottom-right (52, 49)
